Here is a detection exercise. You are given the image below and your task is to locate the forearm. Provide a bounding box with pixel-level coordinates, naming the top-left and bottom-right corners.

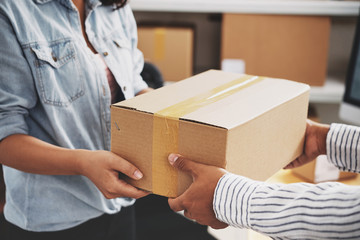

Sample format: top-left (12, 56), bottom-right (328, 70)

top-left (214, 173), bottom-right (360, 239)
top-left (327, 123), bottom-right (360, 173)
top-left (0, 134), bottom-right (83, 175)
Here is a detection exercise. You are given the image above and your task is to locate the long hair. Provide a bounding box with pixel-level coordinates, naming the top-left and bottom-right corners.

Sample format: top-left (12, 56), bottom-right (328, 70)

top-left (101, 0), bottom-right (128, 9)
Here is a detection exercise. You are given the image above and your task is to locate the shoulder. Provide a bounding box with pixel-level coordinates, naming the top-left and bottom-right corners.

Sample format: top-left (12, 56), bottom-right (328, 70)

top-left (0, 0), bottom-right (38, 21)
top-left (118, 4), bottom-right (137, 29)
top-left (95, 4), bottom-right (136, 31)
top-left (0, 0), bottom-right (34, 11)
top-left (110, 4), bottom-right (135, 21)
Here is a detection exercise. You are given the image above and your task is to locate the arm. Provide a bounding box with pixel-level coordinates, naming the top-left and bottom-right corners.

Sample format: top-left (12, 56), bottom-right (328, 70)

top-left (326, 123), bottom-right (360, 173)
top-left (168, 154), bottom-right (360, 239)
top-left (0, 134), bottom-right (148, 199)
top-left (216, 173), bottom-right (360, 239)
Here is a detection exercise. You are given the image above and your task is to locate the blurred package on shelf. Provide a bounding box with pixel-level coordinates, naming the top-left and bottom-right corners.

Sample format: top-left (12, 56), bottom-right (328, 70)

top-left (137, 24), bottom-right (194, 82)
top-left (292, 155), bottom-right (357, 183)
top-left (221, 14), bottom-right (330, 86)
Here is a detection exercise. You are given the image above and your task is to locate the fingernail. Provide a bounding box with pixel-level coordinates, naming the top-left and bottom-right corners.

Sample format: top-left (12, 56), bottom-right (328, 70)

top-left (134, 170), bottom-right (143, 180)
top-left (168, 154), bottom-right (179, 165)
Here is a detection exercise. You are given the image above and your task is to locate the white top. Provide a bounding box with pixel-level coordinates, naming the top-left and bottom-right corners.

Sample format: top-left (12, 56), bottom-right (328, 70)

top-left (214, 123), bottom-right (360, 239)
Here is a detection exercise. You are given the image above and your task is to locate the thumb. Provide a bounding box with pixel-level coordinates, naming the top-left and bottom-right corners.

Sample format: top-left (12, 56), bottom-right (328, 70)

top-left (284, 154), bottom-right (314, 169)
top-left (168, 153), bottom-right (197, 176)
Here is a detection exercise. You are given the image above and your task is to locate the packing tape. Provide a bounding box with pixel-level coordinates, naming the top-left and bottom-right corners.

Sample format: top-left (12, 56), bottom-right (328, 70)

top-left (152, 75), bottom-right (265, 196)
top-left (154, 28), bottom-right (166, 61)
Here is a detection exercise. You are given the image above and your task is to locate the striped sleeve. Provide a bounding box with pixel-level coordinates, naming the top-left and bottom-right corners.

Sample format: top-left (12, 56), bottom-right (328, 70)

top-left (213, 173), bottom-right (262, 228)
top-left (326, 123), bottom-right (360, 173)
top-left (214, 173), bottom-right (360, 239)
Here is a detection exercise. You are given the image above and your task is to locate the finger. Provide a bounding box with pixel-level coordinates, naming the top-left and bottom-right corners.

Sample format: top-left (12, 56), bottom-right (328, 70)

top-left (168, 197), bottom-right (185, 212)
top-left (306, 118), bottom-right (313, 125)
top-left (183, 210), bottom-right (194, 220)
top-left (195, 219), bottom-right (206, 226)
top-left (284, 157), bottom-right (305, 169)
top-left (284, 154), bottom-right (314, 169)
top-left (210, 221), bottom-right (229, 229)
top-left (168, 153), bottom-right (199, 176)
top-left (108, 187), bottom-right (149, 199)
top-left (284, 158), bottom-right (298, 169)
top-left (110, 179), bottom-right (150, 199)
top-left (111, 153), bottom-right (144, 180)
top-left (290, 158), bottom-right (303, 168)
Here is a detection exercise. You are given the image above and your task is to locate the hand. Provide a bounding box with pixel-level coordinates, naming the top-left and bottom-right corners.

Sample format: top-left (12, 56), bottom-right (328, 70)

top-left (167, 153), bottom-right (228, 229)
top-left (284, 119), bottom-right (330, 169)
top-left (77, 150), bottom-right (149, 199)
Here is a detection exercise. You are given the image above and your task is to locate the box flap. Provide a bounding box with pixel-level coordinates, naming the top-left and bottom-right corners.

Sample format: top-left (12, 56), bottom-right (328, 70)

top-left (113, 70), bottom-right (310, 129)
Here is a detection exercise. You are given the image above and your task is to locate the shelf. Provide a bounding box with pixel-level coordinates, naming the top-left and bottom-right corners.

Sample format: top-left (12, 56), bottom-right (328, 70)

top-left (130, 0), bottom-right (360, 16)
top-left (309, 77), bottom-right (345, 104)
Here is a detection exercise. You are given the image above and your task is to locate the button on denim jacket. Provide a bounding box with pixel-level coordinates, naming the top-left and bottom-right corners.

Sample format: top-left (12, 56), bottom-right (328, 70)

top-left (0, 0), bottom-right (148, 231)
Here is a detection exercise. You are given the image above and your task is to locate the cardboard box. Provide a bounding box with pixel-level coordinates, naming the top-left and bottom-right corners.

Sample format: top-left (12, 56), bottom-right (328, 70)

top-left (111, 70), bottom-right (310, 197)
top-left (221, 14), bottom-right (330, 86)
top-left (137, 26), bottom-right (194, 82)
top-left (292, 155), bottom-right (357, 183)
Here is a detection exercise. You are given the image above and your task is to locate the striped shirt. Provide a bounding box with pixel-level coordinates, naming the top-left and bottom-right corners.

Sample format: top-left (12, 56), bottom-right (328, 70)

top-left (213, 123), bottom-right (360, 239)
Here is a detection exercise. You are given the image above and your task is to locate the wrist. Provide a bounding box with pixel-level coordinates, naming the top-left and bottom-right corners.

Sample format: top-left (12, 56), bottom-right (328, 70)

top-left (73, 149), bottom-right (89, 176)
top-left (317, 123), bottom-right (330, 155)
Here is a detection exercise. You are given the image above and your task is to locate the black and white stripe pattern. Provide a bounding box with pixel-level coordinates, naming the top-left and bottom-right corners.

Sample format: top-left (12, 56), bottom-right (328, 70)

top-left (214, 174), bottom-right (261, 227)
top-left (327, 123), bottom-right (360, 173)
top-left (213, 124), bottom-right (360, 239)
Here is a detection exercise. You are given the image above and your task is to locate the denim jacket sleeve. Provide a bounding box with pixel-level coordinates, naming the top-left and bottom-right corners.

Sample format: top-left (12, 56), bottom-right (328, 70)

top-left (0, 10), bottom-right (37, 141)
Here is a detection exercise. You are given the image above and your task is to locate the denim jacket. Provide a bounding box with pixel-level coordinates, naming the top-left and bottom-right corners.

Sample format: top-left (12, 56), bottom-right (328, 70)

top-left (0, 0), bottom-right (148, 231)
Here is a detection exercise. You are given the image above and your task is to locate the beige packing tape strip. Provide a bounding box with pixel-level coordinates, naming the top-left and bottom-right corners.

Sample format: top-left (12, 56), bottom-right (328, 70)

top-left (152, 75), bottom-right (265, 196)
top-left (154, 28), bottom-right (166, 61)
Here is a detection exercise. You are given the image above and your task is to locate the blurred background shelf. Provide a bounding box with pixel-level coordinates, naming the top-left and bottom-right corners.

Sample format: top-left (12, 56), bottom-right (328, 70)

top-left (309, 76), bottom-right (345, 104)
top-left (133, 1), bottom-right (358, 125)
top-left (131, 0), bottom-right (360, 16)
